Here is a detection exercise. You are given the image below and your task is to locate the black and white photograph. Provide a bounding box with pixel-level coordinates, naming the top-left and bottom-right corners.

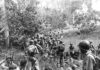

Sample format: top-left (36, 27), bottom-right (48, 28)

top-left (0, 0), bottom-right (100, 70)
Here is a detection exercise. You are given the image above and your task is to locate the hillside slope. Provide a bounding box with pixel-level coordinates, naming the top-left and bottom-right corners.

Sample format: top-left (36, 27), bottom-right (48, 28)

top-left (62, 25), bottom-right (100, 51)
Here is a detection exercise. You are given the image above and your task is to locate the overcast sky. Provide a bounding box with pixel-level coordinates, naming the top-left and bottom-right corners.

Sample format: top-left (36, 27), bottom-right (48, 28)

top-left (92, 0), bottom-right (100, 11)
top-left (11, 0), bottom-right (100, 12)
top-left (37, 0), bottom-right (63, 10)
top-left (37, 0), bottom-right (100, 12)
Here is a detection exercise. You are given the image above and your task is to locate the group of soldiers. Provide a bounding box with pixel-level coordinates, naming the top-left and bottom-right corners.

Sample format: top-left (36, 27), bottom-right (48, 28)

top-left (25, 33), bottom-right (65, 66)
top-left (1, 32), bottom-right (100, 70)
top-left (0, 33), bottom-right (65, 70)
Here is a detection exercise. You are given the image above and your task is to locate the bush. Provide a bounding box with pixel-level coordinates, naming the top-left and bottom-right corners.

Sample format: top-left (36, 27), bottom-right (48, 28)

top-left (79, 25), bottom-right (96, 34)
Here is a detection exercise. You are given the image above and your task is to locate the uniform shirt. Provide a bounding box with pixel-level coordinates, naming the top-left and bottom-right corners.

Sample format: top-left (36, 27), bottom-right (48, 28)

top-left (27, 45), bottom-right (39, 57)
top-left (27, 45), bottom-right (37, 52)
top-left (1, 61), bottom-right (19, 70)
top-left (58, 44), bottom-right (65, 52)
top-left (83, 50), bottom-right (95, 70)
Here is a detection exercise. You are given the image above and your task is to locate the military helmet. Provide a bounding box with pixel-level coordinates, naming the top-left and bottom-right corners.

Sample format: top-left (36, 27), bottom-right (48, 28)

top-left (6, 56), bottom-right (13, 61)
top-left (29, 40), bottom-right (34, 45)
top-left (78, 40), bottom-right (90, 51)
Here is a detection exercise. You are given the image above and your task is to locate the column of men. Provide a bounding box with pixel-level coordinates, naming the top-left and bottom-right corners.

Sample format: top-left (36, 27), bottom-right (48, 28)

top-left (1, 32), bottom-right (100, 70)
top-left (0, 33), bottom-right (65, 70)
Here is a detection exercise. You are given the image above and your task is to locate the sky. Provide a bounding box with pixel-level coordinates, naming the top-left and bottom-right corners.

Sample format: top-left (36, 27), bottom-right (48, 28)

top-left (37, 0), bottom-right (100, 12)
top-left (11, 0), bottom-right (100, 12)
top-left (37, 0), bottom-right (63, 10)
top-left (92, 0), bottom-right (100, 11)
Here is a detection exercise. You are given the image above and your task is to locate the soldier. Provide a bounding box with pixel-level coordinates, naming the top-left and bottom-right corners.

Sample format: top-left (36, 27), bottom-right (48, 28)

top-left (90, 41), bottom-right (94, 49)
top-left (56, 41), bottom-right (65, 67)
top-left (26, 40), bottom-right (39, 57)
top-left (90, 41), bottom-right (95, 54)
top-left (98, 44), bottom-right (100, 50)
top-left (78, 40), bottom-right (96, 70)
top-left (35, 40), bottom-right (43, 56)
top-left (69, 43), bottom-right (74, 51)
top-left (19, 56), bottom-right (27, 70)
top-left (69, 43), bottom-right (75, 58)
top-left (25, 40), bottom-right (39, 70)
top-left (1, 56), bottom-right (19, 70)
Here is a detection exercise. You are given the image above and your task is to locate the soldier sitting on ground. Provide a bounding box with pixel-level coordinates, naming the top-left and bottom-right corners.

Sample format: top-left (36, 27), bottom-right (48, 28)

top-left (1, 56), bottom-right (19, 70)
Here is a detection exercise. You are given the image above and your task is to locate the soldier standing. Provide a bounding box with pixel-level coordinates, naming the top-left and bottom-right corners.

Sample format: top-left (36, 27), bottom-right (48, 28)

top-left (78, 40), bottom-right (96, 70)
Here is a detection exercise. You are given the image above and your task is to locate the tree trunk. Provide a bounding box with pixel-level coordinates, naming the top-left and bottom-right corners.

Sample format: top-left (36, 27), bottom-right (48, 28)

top-left (4, 27), bottom-right (9, 47)
top-left (0, 0), bottom-right (9, 48)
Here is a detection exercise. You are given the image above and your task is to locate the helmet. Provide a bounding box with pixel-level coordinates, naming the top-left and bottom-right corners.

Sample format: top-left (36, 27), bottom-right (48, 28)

top-left (78, 40), bottom-right (90, 51)
top-left (6, 56), bottom-right (12, 62)
top-left (29, 40), bottom-right (34, 45)
top-left (70, 43), bottom-right (73, 45)
top-left (59, 41), bottom-right (63, 44)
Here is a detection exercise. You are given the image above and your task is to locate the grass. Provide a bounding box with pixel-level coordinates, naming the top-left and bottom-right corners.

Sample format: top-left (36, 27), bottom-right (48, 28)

top-left (62, 26), bottom-right (100, 51)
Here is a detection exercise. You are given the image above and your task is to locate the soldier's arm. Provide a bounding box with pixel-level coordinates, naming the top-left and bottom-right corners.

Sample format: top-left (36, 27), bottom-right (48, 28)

top-left (12, 62), bottom-right (18, 67)
top-left (1, 63), bottom-right (9, 69)
top-left (37, 44), bottom-right (43, 50)
top-left (86, 56), bottom-right (94, 70)
top-left (0, 59), bottom-right (5, 65)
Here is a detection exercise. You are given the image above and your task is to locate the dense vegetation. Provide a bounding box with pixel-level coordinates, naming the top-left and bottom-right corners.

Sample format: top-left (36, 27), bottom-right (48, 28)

top-left (0, 0), bottom-right (100, 48)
